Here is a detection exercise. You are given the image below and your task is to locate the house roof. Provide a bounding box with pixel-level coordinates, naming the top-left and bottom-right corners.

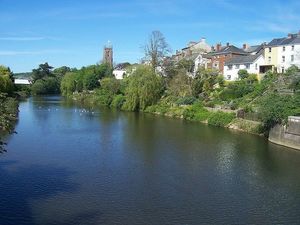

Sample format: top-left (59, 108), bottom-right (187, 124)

top-left (208, 45), bottom-right (247, 56)
top-left (225, 52), bottom-right (262, 65)
top-left (267, 33), bottom-right (300, 47)
top-left (244, 44), bottom-right (264, 53)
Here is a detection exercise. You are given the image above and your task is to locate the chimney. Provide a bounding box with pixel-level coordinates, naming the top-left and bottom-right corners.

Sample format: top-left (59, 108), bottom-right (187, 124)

top-left (201, 37), bottom-right (206, 43)
top-left (288, 33), bottom-right (292, 38)
top-left (226, 42), bottom-right (230, 47)
top-left (215, 43), bottom-right (222, 51)
top-left (243, 43), bottom-right (249, 50)
top-left (211, 45), bottom-right (215, 51)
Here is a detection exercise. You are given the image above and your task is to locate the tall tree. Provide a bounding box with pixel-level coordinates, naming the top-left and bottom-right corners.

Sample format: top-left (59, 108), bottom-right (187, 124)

top-left (32, 62), bottom-right (54, 82)
top-left (143, 31), bottom-right (171, 71)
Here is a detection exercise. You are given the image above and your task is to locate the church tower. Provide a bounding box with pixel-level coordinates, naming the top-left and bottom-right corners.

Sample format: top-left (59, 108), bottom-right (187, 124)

top-left (103, 41), bottom-right (113, 66)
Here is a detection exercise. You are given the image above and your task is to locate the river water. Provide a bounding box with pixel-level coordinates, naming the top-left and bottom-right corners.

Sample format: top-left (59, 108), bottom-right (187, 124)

top-left (1, 96), bottom-right (300, 225)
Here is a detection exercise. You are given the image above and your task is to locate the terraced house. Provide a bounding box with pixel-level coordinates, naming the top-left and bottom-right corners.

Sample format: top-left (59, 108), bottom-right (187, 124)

top-left (206, 43), bottom-right (247, 74)
top-left (264, 32), bottom-right (300, 73)
top-left (223, 44), bottom-right (265, 81)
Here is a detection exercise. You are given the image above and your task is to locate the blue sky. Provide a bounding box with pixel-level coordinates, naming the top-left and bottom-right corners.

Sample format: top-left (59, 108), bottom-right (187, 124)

top-left (1, 0), bottom-right (300, 72)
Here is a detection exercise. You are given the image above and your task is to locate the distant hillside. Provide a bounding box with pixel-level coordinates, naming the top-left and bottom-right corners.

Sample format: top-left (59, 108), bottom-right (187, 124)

top-left (14, 72), bottom-right (32, 79)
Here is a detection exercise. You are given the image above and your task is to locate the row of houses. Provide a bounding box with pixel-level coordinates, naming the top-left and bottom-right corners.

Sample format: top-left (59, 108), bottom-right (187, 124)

top-left (169, 31), bottom-right (300, 81)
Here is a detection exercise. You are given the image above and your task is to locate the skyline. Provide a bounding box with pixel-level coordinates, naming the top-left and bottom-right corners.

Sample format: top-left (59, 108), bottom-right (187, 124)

top-left (1, 0), bottom-right (300, 72)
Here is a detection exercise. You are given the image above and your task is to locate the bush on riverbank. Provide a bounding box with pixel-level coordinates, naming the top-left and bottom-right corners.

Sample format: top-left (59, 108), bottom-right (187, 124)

top-left (207, 111), bottom-right (235, 127)
top-left (0, 93), bottom-right (19, 152)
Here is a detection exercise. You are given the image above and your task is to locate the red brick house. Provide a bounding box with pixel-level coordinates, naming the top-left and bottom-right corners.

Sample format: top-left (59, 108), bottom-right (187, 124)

top-left (206, 43), bottom-right (247, 74)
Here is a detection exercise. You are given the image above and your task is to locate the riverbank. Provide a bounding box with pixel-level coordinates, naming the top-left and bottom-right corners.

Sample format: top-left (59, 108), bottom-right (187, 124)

top-left (70, 91), bottom-right (263, 136)
top-left (0, 94), bottom-right (19, 152)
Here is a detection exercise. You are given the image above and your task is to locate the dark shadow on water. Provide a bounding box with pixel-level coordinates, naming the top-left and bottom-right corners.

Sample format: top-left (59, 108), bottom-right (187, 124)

top-left (0, 161), bottom-right (78, 225)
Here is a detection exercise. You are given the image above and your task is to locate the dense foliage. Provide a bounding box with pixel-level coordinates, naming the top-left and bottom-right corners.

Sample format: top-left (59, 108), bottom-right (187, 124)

top-left (60, 63), bottom-right (113, 96)
top-left (0, 65), bottom-right (19, 152)
top-left (123, 66), bottom-right (164, 111)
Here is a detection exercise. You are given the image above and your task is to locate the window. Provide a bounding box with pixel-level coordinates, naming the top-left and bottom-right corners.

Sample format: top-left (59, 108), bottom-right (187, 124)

top-left (282, 56), bottom-right (285, 63)
top-left (281, 67), bottom-right (285, 73)
top-left (235, 64), bottom-right (240, 69)
top-left (291, 55), bottom-right (294, 62)
top-left (255, 63), bottom-right (258, 70)
top-left (228, 65), bottom-right (233, 70)
top-left (292, 45), bottom-right (295, 51)
top-left (245, 64), bottom-right (250, 69)
top-left (269, 47), bottom-right (272, 53)
top-left (283, 46), bottom-right (285, 52)
top-left (227, 75), bottom-right (231, 80)
top-left (268, 56), bottom-right (271, 63)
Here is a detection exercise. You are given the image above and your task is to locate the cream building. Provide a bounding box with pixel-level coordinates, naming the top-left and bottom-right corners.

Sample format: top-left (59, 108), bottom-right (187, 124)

top-left (264, 32), bottom-right (300, 73)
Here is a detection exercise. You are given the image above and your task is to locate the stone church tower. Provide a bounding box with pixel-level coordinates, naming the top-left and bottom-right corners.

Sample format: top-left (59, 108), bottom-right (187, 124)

top-left (103, 41), bottom-right (113, 66)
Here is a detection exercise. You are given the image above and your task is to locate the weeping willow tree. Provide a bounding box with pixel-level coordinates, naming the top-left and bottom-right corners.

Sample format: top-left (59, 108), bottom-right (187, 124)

top-left (123, 65), bottom-right (164, 111)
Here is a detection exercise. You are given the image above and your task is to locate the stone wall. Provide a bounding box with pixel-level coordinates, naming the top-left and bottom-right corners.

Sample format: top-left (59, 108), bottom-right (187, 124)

top-left (269, 116), bottom-right (300, 150)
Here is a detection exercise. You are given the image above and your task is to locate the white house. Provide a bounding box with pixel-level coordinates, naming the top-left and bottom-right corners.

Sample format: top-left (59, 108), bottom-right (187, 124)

top-left (193, 54), bottom-right (211, 76)
top-left (276, 36), bottom-right (300, 72)
top-left (223, 53), bottom-right (265, 81)
top-left (14, 79), bottom-right (31, 85)
top-left (113, 69), bottom-right (126, 80)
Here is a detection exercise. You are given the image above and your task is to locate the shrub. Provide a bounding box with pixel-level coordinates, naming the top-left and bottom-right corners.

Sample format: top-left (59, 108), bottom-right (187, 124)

top-left (176, 96), bottom-right (197, 105)
top-left (207, 111), bottom-right (235, 127)
top-left (183, 103), bottom-right (211, 122)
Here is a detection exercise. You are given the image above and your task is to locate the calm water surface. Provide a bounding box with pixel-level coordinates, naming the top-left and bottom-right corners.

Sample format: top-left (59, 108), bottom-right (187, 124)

top-left (1, 96), bottom-right (300, 225)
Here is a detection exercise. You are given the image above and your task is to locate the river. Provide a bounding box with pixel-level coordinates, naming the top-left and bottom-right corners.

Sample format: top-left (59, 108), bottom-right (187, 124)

top-left (1, 96), bottom-right (300, 225)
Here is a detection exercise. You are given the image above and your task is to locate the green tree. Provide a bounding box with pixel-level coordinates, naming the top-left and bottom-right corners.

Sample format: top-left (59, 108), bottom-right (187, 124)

top-left (60, 72), bottom-right (77, 96)
top-left (84, 73), bottom-right (99, 90)
top-left (124, 66), bottom-right (164, 111)
top-left (168, 69), bottom-right (192, 97)
top-left (0, 66), bottom-right (15, 94)
top-left (32, 62), bottom-right (54, 82)
top-left (54, 66), bottom-right (71, 77)
top-left (238, 69), bottom-right (249, 80)
top-left (100, 77), bottom-right (120, 95)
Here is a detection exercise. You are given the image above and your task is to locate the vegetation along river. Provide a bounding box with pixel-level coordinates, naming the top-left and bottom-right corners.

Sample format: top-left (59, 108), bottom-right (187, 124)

top-left (1, 96), bottom-right (300, 225)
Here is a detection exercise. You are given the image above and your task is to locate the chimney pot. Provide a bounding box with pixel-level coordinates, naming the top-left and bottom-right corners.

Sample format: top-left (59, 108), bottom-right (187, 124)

top-left (226, 42), bottom-right (230, 47)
